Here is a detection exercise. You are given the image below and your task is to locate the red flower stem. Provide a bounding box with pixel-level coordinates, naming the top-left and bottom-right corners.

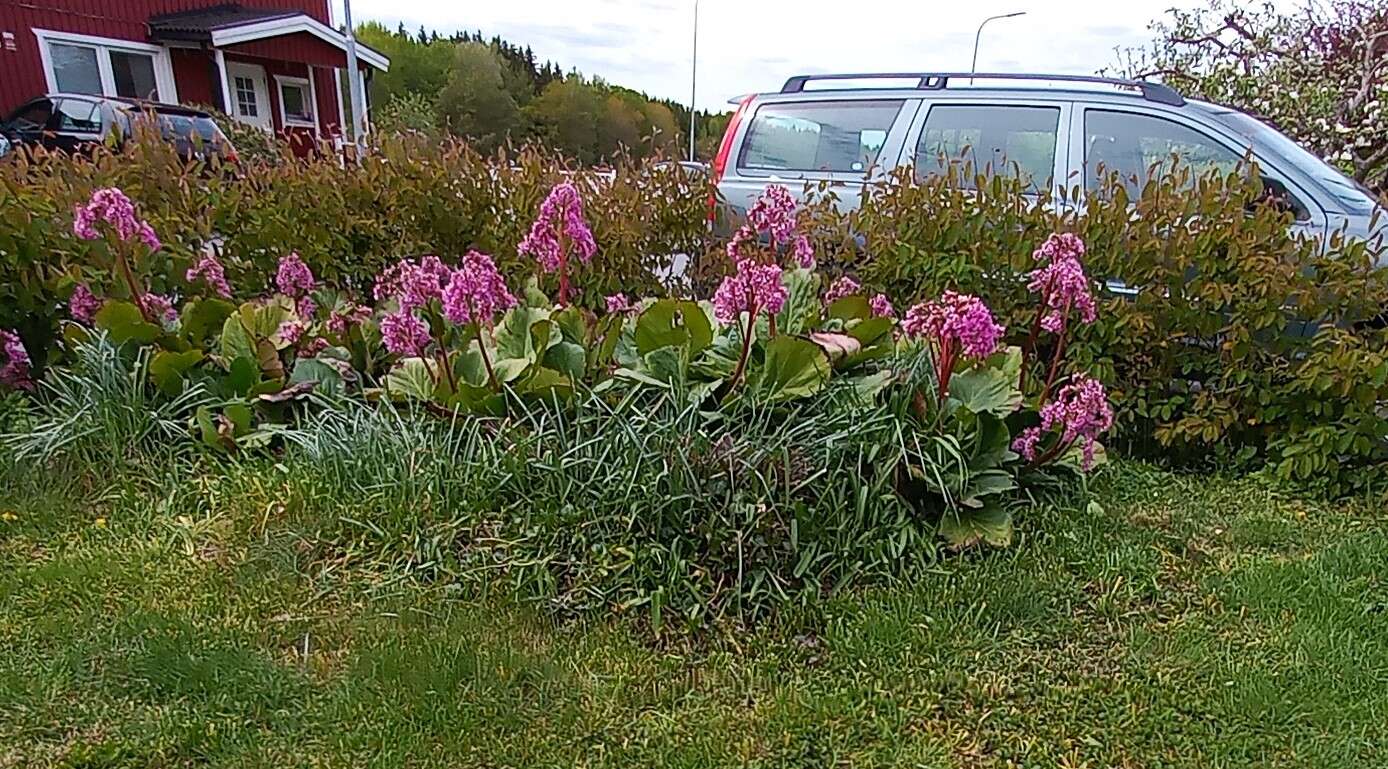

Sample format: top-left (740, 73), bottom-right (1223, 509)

top-left (435, 344), bottom-right (458, 393)
top-left (477, 328), bottom-right (499, 389)
top-left (114, 247), bottom-right (148, 320)
top-left (1039, 323), bottom-right (1069, 407)
top-left (769, 314), bottom-right (778, 338)
top-left (416, 344), bottom-right (439, 384)
top-left (937, 342), bottom-right (956, 405)
top-left (730, 308), bottom-right (756, 389)
top-left (1019, 306), bottom-right (1044, 394)
top-left (557, 230), bottom-right (570, 306)
top-left (1027, 437), bottom-right (1073, 471)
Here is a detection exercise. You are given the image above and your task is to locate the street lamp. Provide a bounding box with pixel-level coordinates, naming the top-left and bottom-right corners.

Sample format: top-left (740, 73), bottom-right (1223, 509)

top-left (689, 0), bottom-right (699, 162)
top-left (970, 11), bottom-right (1026, 82)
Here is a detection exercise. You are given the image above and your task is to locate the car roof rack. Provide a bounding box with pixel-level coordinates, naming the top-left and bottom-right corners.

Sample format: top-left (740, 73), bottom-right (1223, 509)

top-left (778, 72), bottom-right (1186, 107)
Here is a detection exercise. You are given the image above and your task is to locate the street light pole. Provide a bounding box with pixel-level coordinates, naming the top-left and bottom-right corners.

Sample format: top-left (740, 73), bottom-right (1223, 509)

top-left (343, 0), bottom-right (366, 150)
top-left (970, 11), bottom-right (1026, 82)
top-left (688, 0), bottom-right (699, 162)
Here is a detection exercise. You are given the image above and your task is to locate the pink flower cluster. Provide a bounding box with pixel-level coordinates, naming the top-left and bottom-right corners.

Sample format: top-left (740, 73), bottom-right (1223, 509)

top-left (376, 255), bottom-right (452, 311)
top-left (73, 187), bottom-right (160, 250)
top-left (605, 293), bottom-right (634, 314)
top-left (519, 182), bottom-right (597, 273)
top-left (713, 259), bottom-right (789, 324)
top-left (140, 293), bottom-right (177, 323)
top-left (1028, 233), bottom-right (1096, 334)
top-left (275, 252), bottom-right (316, 299)
top-left (1012, 373), bottom-right (1114, 469)
top-left (728, 185), bottom-right (814, 268)
top-left (442, 251), bottom-right (516, 326)
top-left (902, 291), bottom-right (1005, 359)
top-left (0, 329), bottom-right (33, 390)
top-left (380, 310), bottom-right (432, 356)
top-left (746, 185), bottom-right (798, 245)
top-left (869, 293), bottom-right (895, 319)
top-left (823, 275), bottom-right (862, 305)
top-left (69, 284), bottom-right (102, 324)
top-left (186, 253), bottom-right (232, 299)
top-left (277, 318), bottom-right (309, 346)
top-left (326, 303), bottom-right (373, 335)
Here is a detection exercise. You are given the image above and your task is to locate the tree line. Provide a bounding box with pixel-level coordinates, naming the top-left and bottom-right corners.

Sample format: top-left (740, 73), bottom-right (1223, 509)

top-left (357, 22), bottom-right (732, 164)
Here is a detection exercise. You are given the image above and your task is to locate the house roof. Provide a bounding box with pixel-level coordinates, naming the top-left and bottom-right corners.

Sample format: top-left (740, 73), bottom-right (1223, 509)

top-left (148, 5), bottom-right (300, 39)
top-left (147, 3), bottom-right (390, 71)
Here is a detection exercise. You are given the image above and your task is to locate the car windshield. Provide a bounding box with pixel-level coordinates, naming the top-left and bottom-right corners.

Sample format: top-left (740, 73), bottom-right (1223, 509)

top-left (1213, 110), bottom-right (1378, 214)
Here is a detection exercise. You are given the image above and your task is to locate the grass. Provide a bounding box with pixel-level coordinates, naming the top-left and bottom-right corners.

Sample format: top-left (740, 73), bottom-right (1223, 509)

top-left (1, 460), bottom-right (1385, 768)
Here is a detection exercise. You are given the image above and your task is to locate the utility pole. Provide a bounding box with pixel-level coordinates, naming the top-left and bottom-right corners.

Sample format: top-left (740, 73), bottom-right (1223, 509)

top-left (970, 11), bottom-right (1026, 83)
top-left (343, 0), bottom-right (367, 150)
top-left (689, 0), bottom-right (699, 162)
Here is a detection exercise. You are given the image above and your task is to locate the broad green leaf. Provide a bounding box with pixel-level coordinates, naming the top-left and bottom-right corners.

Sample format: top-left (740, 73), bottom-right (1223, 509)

top-left (180, 298), bottom-right (236, 342)
top-left (961, 469), bottom-right (1017, 503)
top-left (148, 349), bottom-right (204, 397)
top-left (828, 295), bottom-right (870, 322)
top-left (635, 299), bottom-right (712, 357)
top-left (223, 356), bottom-right (258, 397)
top-left (758, 335), bottom-right (830, 402)
top-left (552, 305), bottom-right (589, 344)
top-left (219, 315), bottom-right (254, 363)
top-left (775, 267), bottom-right (821, 334)
top-left (522, 275), bottom-right (549, 308)
top-left (495, 305), bottom-right (550, 361)
top-left (385, 357), bottom-right (435, 401)
top-left (239, 296), bottom-right (293, 340)
top-left (94, 300), bottom-right (160, 345)
top-left (949, 365), bottom-right (1022, 417)
top-left (493, 357), bottom-right (531, 383)
top-left (516, 366), bottom-right (573, 401)
top-left (543, 340), bottom-right (587, 382)
top-left (938, 505), bottom-right (1013, 549)
top-left (289, 357), bottom-right (345, 397)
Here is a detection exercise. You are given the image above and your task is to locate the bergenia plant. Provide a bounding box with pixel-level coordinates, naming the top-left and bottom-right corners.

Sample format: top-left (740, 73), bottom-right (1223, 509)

top-left (823, 275), bottom-right (862, 306)
top-left (519, 182), bottom-right (596, 306)
top-left (0, 329), bottom-right (33, 391)
top-left (902, 291), bottom-right (1005, 404)
top-left (713, 258), bottom-right (789, 387)
top-left (1022, 232), bottom-right (1098, 400)
top-left (72, 187), bottom-right (163, 323)
top-left (727, 184), bottom-right (815, 269)
top-left (442, 250), bottom-right (517, 388)
top-left (1012, 373), bottom-right (1114, 470)
top-left (186, 251), bottom-right (232, 299)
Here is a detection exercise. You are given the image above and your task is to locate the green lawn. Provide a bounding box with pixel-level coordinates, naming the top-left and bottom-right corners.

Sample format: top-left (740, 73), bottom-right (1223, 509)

top-left (2, 462), bottom-right (1385, 768)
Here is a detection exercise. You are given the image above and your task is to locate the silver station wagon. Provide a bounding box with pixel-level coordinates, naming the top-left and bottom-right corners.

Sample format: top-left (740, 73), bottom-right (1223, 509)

top-left (710, 72), bottom-right (1384, 256)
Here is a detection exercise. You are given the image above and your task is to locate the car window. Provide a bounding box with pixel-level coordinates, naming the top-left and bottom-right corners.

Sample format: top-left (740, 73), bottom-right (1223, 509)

top-left (54, 99), bottom-right (100, 133)
top-left (7, 99), bottom-right (54, 131)
top-left (1085, 110), bottom-right (1243, 193)
top-left (915, 104), bottom-right (1059, 190)
top-left (738, 100), bottom-right (903, 175)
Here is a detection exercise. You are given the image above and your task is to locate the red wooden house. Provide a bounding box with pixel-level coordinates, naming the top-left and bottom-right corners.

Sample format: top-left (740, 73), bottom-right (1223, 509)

top-left (0, 1), bottom-right (389, 147)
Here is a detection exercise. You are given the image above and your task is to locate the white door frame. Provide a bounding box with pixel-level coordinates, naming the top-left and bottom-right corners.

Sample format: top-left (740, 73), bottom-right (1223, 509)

top-left (224, 60), bottom-right (272, 132)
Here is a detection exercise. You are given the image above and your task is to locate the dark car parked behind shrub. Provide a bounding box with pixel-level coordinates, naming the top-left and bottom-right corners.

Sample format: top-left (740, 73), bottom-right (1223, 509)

top-left (0, 94), bottom-right (236, 162)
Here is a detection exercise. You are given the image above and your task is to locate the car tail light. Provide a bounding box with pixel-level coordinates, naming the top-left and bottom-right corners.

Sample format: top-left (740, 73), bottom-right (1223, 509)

top-left (708, 94), bottom-right (755, 221)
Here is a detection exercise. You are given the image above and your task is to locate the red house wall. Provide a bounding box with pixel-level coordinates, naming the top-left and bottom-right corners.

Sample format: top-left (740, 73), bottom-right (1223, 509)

top-left (0, 0), bottom-right (332, 114)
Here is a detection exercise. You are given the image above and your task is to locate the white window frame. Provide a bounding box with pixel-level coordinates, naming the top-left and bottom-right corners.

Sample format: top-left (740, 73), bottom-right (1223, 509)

top-left (273, 73), bottom-right (318, 130)
top-left (33, 29), bottom-right (177, 103)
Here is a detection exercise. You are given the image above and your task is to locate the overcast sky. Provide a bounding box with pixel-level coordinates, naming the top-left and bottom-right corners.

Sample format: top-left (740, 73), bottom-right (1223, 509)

top-left (336, 0), bottom-right (1206, 111)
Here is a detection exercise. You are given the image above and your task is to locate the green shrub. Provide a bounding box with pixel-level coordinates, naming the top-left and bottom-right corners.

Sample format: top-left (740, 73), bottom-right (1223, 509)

top-left (0, 132), bottom-right (707, 368)
top-left (844, 166), bottom-right (1388, 493)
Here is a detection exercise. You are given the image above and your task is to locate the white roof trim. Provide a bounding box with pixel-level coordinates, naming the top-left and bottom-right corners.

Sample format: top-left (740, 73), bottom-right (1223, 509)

top-left (209, 15), bottom-right (389, 71)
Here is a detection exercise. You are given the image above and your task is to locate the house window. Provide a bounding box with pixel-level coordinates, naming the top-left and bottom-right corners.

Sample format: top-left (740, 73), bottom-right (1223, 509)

top-left (50, 43), bottom-right (102, 95)
top-left (36, 30), bottom-right (170, 102)
top-left (275, 76), bottom-right (315, 127)
top-left (109, 51), bottom-right (158, 100)
top-left (234, 76), bottom-right (258, 118)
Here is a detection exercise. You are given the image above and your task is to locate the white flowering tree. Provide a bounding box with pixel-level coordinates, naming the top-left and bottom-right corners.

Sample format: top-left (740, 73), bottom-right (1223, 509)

top-left (1115, 0), bottom-right (1388, 194)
